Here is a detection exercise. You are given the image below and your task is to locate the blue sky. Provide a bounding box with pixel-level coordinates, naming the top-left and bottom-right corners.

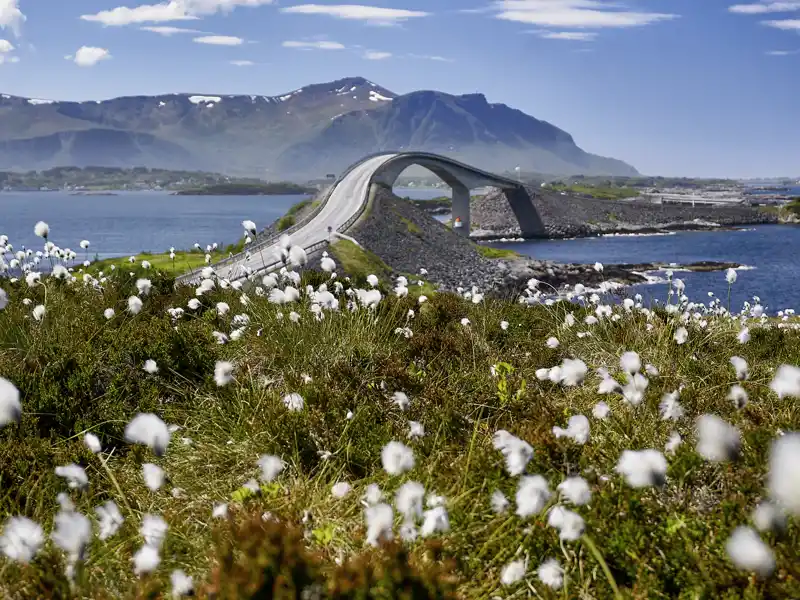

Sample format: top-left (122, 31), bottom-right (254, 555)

top-left (0, 0), bottom-right (798, 178)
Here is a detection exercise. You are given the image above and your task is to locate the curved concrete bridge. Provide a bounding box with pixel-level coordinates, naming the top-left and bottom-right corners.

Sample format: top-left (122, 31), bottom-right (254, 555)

top-left (178, 151), bottom-right (541, 284)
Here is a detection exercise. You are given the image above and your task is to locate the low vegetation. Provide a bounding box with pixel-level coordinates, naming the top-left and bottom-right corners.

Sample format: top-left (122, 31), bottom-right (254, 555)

top-left (175, 182), bottom-right (314, 196)
top-left (550, 183), bottom-right (641, 201)
top-left (88, 240), bottom-right (247, 275)
top-left (1, 227), bottom-right (799, 599)
top-left (474, 245), bottom-right (521, 259)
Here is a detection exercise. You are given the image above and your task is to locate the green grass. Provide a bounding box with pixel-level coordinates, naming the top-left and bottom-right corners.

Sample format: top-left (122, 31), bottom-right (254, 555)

top-left (0, 267), bottom-right (799, 598)
top-left (89, 251), bottom-right (209, 274)
top-left (276, 215), bottom-right (295, 231)
top-left (474, 245), bottom-right (521, 259)
top-left (329, 239), bottom-right (392, 280)
top-left (399, 216), bottom-right (422, 235)
top-left (552, 184), bottom-right (640, 201)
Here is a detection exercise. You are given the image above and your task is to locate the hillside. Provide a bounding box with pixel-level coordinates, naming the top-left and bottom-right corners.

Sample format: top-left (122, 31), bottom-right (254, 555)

top-left (0, 77), bottom-right (636, 178)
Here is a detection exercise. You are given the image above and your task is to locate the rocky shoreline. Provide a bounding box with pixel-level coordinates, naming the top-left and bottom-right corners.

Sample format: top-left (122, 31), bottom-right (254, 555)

top-left (329, 186), bottom-right (746, 296)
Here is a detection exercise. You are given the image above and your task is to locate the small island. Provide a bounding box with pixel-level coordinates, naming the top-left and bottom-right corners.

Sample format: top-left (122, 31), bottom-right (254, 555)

top-left (173, 182), bottom-right (315, 196)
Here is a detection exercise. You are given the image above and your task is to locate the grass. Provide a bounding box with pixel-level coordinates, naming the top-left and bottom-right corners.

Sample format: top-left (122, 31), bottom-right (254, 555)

top-left (552, 184), bottom-right (640, 201)
top-left (329, 239), bottom-right (392, 280)
top-left (398, 216), bottom-right (422, 235)
top-left (474, 245), bottom-right (521, 259)
top-left (0, 263), bottom-right (799, 598)
top-left (88, 240), bottom-right (248, 276)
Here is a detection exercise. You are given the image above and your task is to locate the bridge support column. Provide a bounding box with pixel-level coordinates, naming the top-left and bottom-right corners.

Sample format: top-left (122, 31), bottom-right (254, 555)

top-left (451, 183), bottom-right (470, 236)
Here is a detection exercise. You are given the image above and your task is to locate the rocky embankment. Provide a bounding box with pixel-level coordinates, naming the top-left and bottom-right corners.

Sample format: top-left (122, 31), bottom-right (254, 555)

top-left (471, 186), bottom-right (778, 239)
top-left (342, 186), bottom-right (741, 295)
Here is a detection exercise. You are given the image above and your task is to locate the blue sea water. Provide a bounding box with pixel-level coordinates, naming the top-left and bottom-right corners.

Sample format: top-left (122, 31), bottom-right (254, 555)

top-left (489, 225), bottom-right (800, 312)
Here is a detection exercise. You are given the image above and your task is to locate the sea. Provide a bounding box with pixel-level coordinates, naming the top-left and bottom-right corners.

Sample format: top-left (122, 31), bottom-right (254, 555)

top-left (1, 188), bottom-right (797, 312)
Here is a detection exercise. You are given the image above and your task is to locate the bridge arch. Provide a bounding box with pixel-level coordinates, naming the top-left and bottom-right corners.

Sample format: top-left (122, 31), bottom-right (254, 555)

top-left (365, 152), bottom-right (545, 237)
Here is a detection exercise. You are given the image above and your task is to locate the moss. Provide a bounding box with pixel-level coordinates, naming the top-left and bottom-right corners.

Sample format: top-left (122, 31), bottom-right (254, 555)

top-left (399, 216), bottom-right (422, 235)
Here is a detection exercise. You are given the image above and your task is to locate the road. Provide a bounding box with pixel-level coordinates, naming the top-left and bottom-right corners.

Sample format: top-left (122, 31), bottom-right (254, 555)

top-left (205, 153), bottom-right (399, 282)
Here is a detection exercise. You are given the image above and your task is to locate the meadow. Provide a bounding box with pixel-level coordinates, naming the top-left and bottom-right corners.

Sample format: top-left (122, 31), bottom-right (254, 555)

top-left (0, 222), bottom-right (798, 599)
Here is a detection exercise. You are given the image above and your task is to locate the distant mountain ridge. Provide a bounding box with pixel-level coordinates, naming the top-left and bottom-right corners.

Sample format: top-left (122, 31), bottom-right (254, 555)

top-left (0, 77), bottom-right (637, 178)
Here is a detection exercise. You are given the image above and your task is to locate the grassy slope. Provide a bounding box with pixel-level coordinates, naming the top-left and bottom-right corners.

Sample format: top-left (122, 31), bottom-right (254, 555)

top-left (0, 268), bottom-right (798, 598)
top-left (551, 184), bottom-right (640, 201)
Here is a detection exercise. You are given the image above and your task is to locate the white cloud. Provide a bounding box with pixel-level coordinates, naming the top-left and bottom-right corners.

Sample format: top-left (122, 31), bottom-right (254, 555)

top-left (729, 1), bottom-right (800, 13)
top-left (281, 4), bottom-right (430, 25)
top-left (763, 18), bottom-right (800, 28)
top-left (364, 50), bottom-right (392, 59)
top-left (409, 53), bottom-right (454, 62)
top-left (282, 40), bottom-right (346, 50)
top-left (0, 38), bottom-right (13, 52)
top-left (0, 54), bottom-right (19, 64)
top-left (230, 59), bottom-right (255, 65)
top-left (766, 48), bottom-right (799, 54)
top-left (67, 46), bottom-right (112, 67)
top-left (491, 0), bottom-right (677, 29)
top-left (140, 25), bottom-right (204, 35)
top-left (536, 30), bottom-right (597, 40)
top-left (0, 0), bottom-right (25, 36)
top-left (81, 0), bottom-right (274, 27)
top-left (193, 35), bottom-right (244, 45)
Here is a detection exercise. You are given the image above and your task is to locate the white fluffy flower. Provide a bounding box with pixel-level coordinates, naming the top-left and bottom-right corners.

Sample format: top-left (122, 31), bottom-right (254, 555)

top-left (552, 415), bottom-right (590, 445)
top-left (767, 433), bottom-right (800, 515)
top-left (258, 454), bottom-right (285, 482)
top-left (143, 359), bottom-right (159, 374)
top-left (674, 327), bottom-right (688, 345)
top-left (491, 490), bottom-right (509, 514)
top-left (696, 414), bottom-right (741, 462)
top-left (730, 356), bottom-right (749, 381)
top-left (557, 476), bottom-right (591, 505)
top-left (331, 482), bottom-right (352, 498)
top-left (615, 449), bottom-right (667, 488)
top-left (395, 481), bottom-right (425, 521)
top-left (560, 359), bottom-right (587, 386)
top-left (0, 377), bottom-right (22, 429)
top-left (493, 430), bottom-right (533, 476)
top-left (515, 475), bottom-right (551, 518)
top-left (133, 544), bottom-right (161, 576)
top-left (728, 385), bottom-right (749, 409)
top-left (500, 558), bottom-right (527, 586)
top-left (143, 463), bottom-right (165, 491)
top-left (751, 501), bottom-right (787, 533)
top-left (381, 441), bottom-right (415, 475)
top-left (214, 361), bottom-right (234, 387)
top-left (546, 336), bottom-right (560, 349)
top-left (770, 365), bottom-right (800, 399)
top-left (95, 501), bottom-right (124, 540)
top-left (103, 308), bottom-right (115, 320)
top-left (282, 392), bottom-right (304, 412)
top-left (124, 413), bottom-right (171, 456)
top-left (51, 509), bottom-right (91, 563)
top-left (421, 505), bottom-right (450, 537)
top-left (136, 278), bottom-right (152, 296)
top-left (592, 401), bottom-right (610, 419)
top-left (84, 432), bottom-right (102, 453)
top-left (0, 517), bottom-right (44, 563)
top-left (547, 505), bottom-right (585, 541)
top-left (34, 221), bottom-right (50, 238)
top-left (364, 503), bottom-right (394, 546)
top-left (392, 391), bottom-right (410, 411)
top-left (725, 526), bottom-right (774, 576)
top-left (537, 558), bottom-right (564, 589)
top-left (620, 351), bottom-right (641, 374)
top-left (171, 569), bottom-right (194, 598)
top-left (55, 464), bottom-right (89, 490)
top-left (141, 514), bottom-right (168, 549)
top-left (32, 304), bottom-right (46, 322)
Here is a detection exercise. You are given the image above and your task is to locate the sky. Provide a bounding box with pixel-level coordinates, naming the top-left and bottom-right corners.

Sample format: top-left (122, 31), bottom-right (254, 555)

top-left (0, 0), bottom-right (798, 178)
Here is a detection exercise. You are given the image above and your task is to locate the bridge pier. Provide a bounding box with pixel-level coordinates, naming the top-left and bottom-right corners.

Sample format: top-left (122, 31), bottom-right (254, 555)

top-left (452, 183), bottom-right (470, 236)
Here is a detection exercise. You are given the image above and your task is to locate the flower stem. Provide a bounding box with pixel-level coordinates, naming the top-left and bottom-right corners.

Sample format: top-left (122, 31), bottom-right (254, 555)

top-left (582, 534), bottom-right (622, 599)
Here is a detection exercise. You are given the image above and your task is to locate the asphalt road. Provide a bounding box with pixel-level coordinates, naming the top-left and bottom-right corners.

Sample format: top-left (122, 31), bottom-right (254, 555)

top-left (209, 153), bottom-right (399, 282)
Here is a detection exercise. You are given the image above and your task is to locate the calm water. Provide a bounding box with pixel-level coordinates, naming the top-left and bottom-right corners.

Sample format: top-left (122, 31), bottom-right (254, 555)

top-left (0, 191), bottom-right (306, 258)
top-left (490, 225), bottom-right (800, 312)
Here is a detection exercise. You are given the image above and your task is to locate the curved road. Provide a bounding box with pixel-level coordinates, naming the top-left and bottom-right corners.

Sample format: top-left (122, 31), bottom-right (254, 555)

top-left (204, 153), bottom-right (399, 283)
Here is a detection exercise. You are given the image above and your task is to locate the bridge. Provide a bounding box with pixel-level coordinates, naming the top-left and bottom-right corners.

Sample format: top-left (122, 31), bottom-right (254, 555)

top-left (177, 151), bottom-right (538, 285)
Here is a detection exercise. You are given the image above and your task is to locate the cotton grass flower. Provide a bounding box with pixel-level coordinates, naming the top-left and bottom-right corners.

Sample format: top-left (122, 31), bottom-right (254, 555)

top-left (34, 221), bottom-right (49, 238)
top-left (491, 490), bottom-right (509, 514)
top-left (282, 392), bottom-right (304, 412)
top-left (51, 509), bottom-right (92, 569)
top-left (258, 454), bottom-right (285, 482)
top-left (552, 415), bottom-right (590, 444)
top-left (559, 359), bottom-right (587, 386)
top-left (500, 558), bottom-right (527, 585)
top-left (0, 516), bottom-right (44, 563)
top-left (331, 482), bottom-right (352, 498)
top-left (55, 464), bottom-right (89, 490)
top-left (421, 505), bottom-right (450, 537)
top-left (730, 356), bottom-right (749, 380)
top-left (615, 449), bottom-right (667, 488)
top-left (128, 296), bottom-right (143, 315)
top-left (381, 441), bottom-right (415, 475)
top-left (143, 359), bottom-right (159, 374)
top-left (133, 544), bottom-right (161, 576)
top-left (214, 361), bottom-right (234, 387)
top-left (0, 288), bottom-right (7, 311)
top-left (136, 278), bottom-right (152, 296)
top-left (557, 476), bottom-right (591, 505)
top-left (516, 475), bottom-right (551, 517)
top-left (737, 327), bottom-right (750, 344)
top-left (546, 336), bottom-right (560, 349)
top-left (767, 433), bottom-right (800, 515)
top-left (620, 351), bottom-right (641, 375)
top-left (770, 365), bottom-right (800, 399)
top-left (103, 308), bottom-right (115, 320)
top-left (725, 526), bottom-right (775, 576)
top-left (728, 385), bottom-right (749, 409)
top-left (124, 413), bottom-right (171, 456)
top-left (493, 430), bottom-right (534, 476)
top-left (547, 505), bottom-right (585, 541)
top-left (674, 327), bottom-right (688, 345)
top-left (32, 304), bottom-right (45, 322)
top-left (592, 401), bottom-right (610, 419)
top-left (143, 463), bottom-right (165, 491)
top-left (752, 501), bottom-right (787, 533)
top-left (171, 570), bottom-right (194, 598)
top-left (696, 414), bottom-right (741, 462)
top-left (364, 503), bottom-right (394, 546)
top-left (0, 377), bottom-right (22, 429)
top-left (537, 558), bottom-right (564, 590)
top-left (95, 501), bottom-right (124, 540)
top-left (392, 391), bottom-right (410, 411)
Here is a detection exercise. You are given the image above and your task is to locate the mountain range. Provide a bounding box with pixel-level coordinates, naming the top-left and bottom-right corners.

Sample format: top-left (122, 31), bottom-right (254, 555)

top-left (0, 77), bottom-right (638, 179)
